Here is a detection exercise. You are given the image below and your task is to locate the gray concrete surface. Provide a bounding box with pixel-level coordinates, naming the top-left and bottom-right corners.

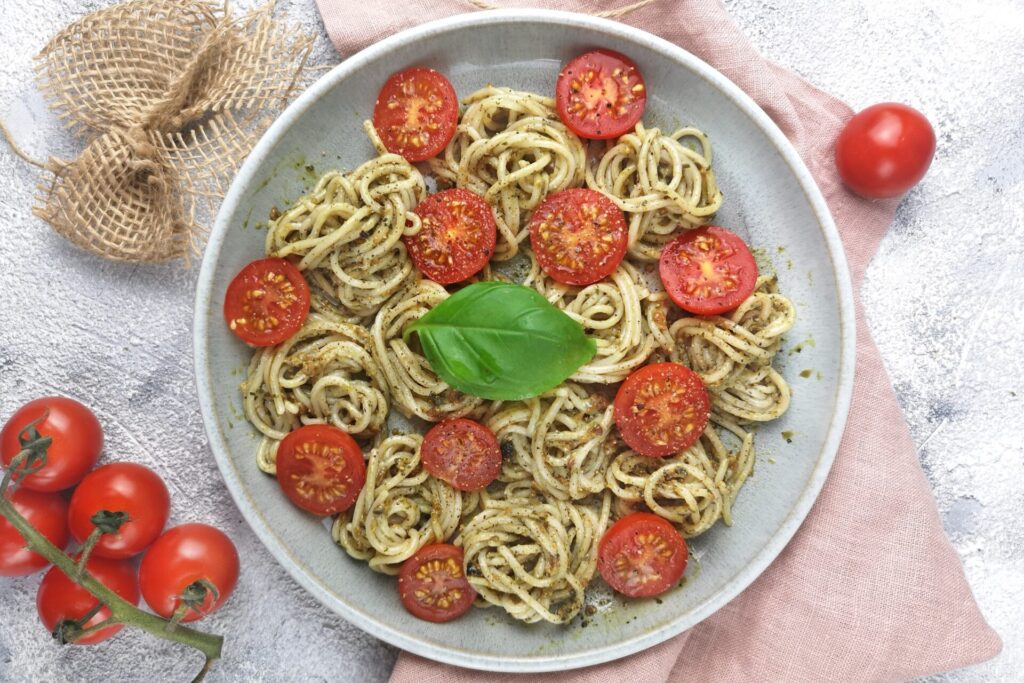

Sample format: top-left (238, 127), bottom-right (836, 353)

top-left (1, 1), bottom-right (1020, 681)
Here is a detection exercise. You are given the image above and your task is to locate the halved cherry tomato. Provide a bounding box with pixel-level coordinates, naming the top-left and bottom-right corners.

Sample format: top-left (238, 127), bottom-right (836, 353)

top-left (276, 424), bottom-right (366, 516)
top-left (529, 188), bottom-right (628, 286)
top-left (555, 49), bottom-right (647, 140)
top-left (598, 512), bottom-right (687, 598)
top-left (406, 189), bottom-right (497, 284)
top-left (0, 488), bottom-right (70, 576)
top-left (37, 554), bottom-right (139, 645)
top-left (398, 543), bottom-right (476, 622)
top-left (372, 67), bottom-right (458, 162)
top-left (835, 102), bottom-right (936, 198)
top-left (68, 462), bottom-right (170, 559)
top-left (139, 524), bottom-right (240, 623)
top-left (659, 226), bottom-right (758, 316)
top-left (421, 418), bottom-right (501, 492)
top-left (614, 362), bottom-right (710, 457)
top-left (223, 258), bottom-right (310, 347)
top-left (1, 396), bottom-right (102, 492)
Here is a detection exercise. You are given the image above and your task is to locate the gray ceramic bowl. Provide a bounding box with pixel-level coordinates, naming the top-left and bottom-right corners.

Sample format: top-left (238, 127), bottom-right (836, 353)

top-left (194, 9), bottom-right (855, 672)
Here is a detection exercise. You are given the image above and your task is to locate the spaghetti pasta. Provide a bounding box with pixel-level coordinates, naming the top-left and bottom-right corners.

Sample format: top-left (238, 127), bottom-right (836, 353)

top-left (243, 314), bottom-right (389, 474)
top-left (587, 122), bottom-right (723, 261)
top-left (430, 86), bottom-right (586, 261)
top-left (265, 148), bottom-right (425, 319)
top-left (486, 382), bottom-right (615, 501)
top-left (333, 433), bottom-right (474, 574)
top-left (670, 276), bottom-right (794, 422)
top-left (457, 485), bottom-right (611, 624)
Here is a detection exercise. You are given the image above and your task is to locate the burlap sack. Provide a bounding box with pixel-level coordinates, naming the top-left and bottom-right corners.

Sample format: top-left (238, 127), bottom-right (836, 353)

top-left (24, 0), bottom-right (314, 262)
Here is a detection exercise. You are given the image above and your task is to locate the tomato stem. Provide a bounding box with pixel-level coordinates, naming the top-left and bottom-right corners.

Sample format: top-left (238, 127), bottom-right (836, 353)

top-left (74, 527), bottom-right (104, 580)
top-left (0, 448), bottom-right (224, 676)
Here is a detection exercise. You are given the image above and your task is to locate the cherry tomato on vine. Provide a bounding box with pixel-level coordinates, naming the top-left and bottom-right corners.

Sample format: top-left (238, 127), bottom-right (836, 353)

top-left (37, 555), bottom-right (139, 645)
top-left (398, 543), bottom-right (476, 622)
top-left (529, 188), bottom-right (628, 286)
top-left (139, 524), bottom-right (240, 623)
top-left (658, 225), bottom-right (758, 316)
top-left (406, 189), bottom-right (497, 284)
top-left (1, 396), bottom-right (102, 492)
top-left (834, 102), bottom-right (936, 198)
top-left (421, 418), bottom-right (501, 492)
top-left (276, 424), bottom-right (366, 516)
top-left (0, 488), bottom-right (70, 576)
top-left (68, 462), bottom-right (170, 559)
top-left (224, 258), bottom-right (310, 347)
top-left (372, 67), bottom-right (458, 162)
top-left (614, 362), bottom-right (710, 457)
top-left (598, 512), bottom-right (687, 598)
top-left (555, 49), bottom-right (647, 140)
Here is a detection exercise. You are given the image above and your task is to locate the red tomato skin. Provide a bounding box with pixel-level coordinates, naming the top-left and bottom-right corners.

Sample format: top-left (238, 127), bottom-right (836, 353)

top-left (555, 49), bottom-right (647, 140)
top-left (276, 424), bottom-right (366, 516)
top-left (406, 189), bottom-right (497, 284)
top-left (835, 103), bottom-right (936, 198)
top-left (139, 524), bottom-right (240, 622)
top-left (529, 188), bottom-right (629, 286)
top-left (398, 543), bottom-right (476, 622)
top-left (614, 362), bottom-right (710, 458)
top-left (598, 512), bottom-right (687, 598)
top-left (68, 463), bottom-right (170, 559)
top-left (223, 258), bottom-right (311, 347)
top-left (420, 418), bottom-right (502, 492)
top-left (1, 397), bottom-right (102, 492)
top-left (37, 555), bottom-right (139, 645)
top-left (372, 67), bottom-right (459, 162)
top-left (0, 488), bottom-right (70, 576)
top-left (658, 226), bottom-right (758, 316)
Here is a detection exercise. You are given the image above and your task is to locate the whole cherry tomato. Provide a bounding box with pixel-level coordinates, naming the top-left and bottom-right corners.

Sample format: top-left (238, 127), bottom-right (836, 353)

top-left (834, 102), bottom-right (935, 198)
top-left (36, 555), bottom-right (139, 645)
top-left (68, 463), bottom-right (170, 559)
top-left (1, 397), bottom-right (102, 492)
top-left (0, 488), bottom-right (70, 576)
top-left (139, 524), bottom-right (240, 623)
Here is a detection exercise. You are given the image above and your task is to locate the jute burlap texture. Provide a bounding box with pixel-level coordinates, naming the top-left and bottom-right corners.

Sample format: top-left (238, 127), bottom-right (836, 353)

top-left (31, 0), bottom-right (314, 262)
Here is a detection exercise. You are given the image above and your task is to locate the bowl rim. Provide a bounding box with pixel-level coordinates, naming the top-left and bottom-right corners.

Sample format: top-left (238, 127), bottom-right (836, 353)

top-left (194, 8), bottom-right (856, 672)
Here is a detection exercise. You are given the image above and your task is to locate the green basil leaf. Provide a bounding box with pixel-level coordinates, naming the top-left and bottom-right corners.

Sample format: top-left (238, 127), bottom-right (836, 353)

top-left (404, 281), bottom-right (597, 401)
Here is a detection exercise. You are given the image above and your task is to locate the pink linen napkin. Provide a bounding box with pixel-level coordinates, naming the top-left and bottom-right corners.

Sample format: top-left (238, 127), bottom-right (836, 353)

top-left (314, 1), bottom-right (1003, 680)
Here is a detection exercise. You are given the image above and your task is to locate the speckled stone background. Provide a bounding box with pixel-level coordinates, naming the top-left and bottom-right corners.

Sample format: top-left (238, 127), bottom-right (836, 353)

top-left (0, 1), bottom-right (1020, 681)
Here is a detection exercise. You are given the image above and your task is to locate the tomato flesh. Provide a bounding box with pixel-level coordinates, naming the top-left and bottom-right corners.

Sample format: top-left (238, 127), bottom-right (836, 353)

top-left (835, 102), bottom-right (936, 198)
top-left (659, 225), bottom-right (758, 316)
top-left (139, 523), bottom-right (240, 623)
top-left (224, 258), bottom-right (310, 347)
top-left (598, 512), bottom-right (687, 598)
top-left (421, 418), bottom-right (501, 492)
top-left (398, 543), bottom-right (476, 622)
top-left (276, 424), bottom-right (366, 516)
top-left (37, 555), bottom-right (139, 645)
top-left (614, 362), bottom-right (710, 458)
top-left (529, 188), bottom-right (628, 286)
top-left (68, 462), bottom-right (170, 559)
top-left (0, 488), bottom-right (70, 576)
top-left (556, 50), bottom-right (646, 140)
top-left (0, 396), bottom-right (102, 492)
top-left (373, 67), bottom-right (458, 162)
top-left (406, 189), bottom-right (497, 284)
